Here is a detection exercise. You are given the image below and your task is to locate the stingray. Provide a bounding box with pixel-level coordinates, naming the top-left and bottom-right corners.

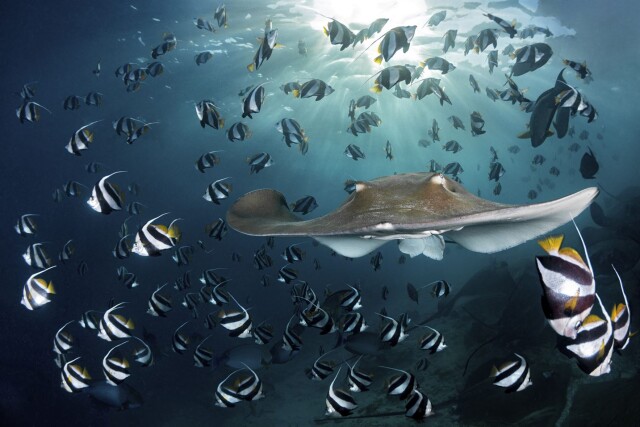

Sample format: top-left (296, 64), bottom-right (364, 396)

top-left (226, 172), bottom-right (598, 259)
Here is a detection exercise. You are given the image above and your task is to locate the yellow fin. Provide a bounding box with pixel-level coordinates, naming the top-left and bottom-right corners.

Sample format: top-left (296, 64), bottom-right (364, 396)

top-left (247, 63), bottom-right (255, 72)
top-left (370, 85), bottom-right (382, 94)
top-left (155, 224), bottom-right (168, 233)
top-left (537, 235), bottom-right (564, 254)
top-left (581, 314), bottom-right (603, 326)
top-left (558, 247), bottom-right (585, 266)
top-left (122, 358), bottom-right (130, 369)
top-left (517, 130), bottom-right (530, 139)
top-left (126, 318), bottom-right (135, 329)
top-left (323, 27), bottom-right (328, 36)
top-left (168, 225), bottom-right (181, 240)
top-left (292, 89), bottom-right (300, 98)
top-left (47, 281), bottom-right (56, 294)
top-left (562, 59), bottom-right (569, 65)
top-left (373, 55), bottom-right (383, 65)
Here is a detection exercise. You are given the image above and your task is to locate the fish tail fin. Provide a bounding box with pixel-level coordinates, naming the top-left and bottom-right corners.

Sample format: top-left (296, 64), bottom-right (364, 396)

top-left (474, 46), bottom-right (479, 54)
top-left (323, 27), bottom-right (329, 36)
top-left (168, 224), bottom-right (181, 241)
top-left (247, 63), bottom-right (255, 72)
top-left (537, 235), bottom-right (564, 254)
top-left (219, 118), bottom-right (225, 128)
top-left (292, 89), bottom-right (300, 98)
top-left (370, 85), bottom-right (382, 94)
top-left (373, 55), bottom-right (383, 64)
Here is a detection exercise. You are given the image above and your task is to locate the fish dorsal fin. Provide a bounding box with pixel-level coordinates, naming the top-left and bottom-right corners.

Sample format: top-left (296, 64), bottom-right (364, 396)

top-left (537, 234), bottom-right (563, 254)
top-left (155, 224), bottom-right (168, 233)
top-left (581, 314), bottom-right (602, 326)
top-left (558, 247), bottom-right (585, 266)
top-left (168, 224), bottom-right (181, 239)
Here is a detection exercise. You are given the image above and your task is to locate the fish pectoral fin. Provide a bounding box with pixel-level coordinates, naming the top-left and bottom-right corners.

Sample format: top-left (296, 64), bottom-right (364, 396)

top-left (398, 235), bottom-right (445, 260)
top-left (446, 187), bottom-right (598, 253)
top-left (313, 236), bottom-right (387, 258)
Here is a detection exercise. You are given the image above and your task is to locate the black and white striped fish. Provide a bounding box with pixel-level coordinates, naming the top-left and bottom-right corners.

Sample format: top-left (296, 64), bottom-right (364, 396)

top-left (307, 349), bottom-right (337, 381)
top-left (381, 366), bottom-right (417, 399)
top-left (174, 271), bottom-right (192, 291)
top-left (79, 310), bottom-right (101, 330)
top-left (536, 231), bottom-right (595, 339)
top-left (297, 297), bottom-right (336, 334)
top-left (405, 389), bottom-right (433, 419)
top-left (253, 245), bottom-right (273, 270)
top-left (61, 357), bottom-right (91, 393)
top-left (490, 353), bottom-right (532, 392)
top-left (132, 213), bottom-right (181, 256)
top-left (277, 264), bottom-right (298, 284)
top-left (323, 19), bottom-right (355, 51)
top-left (252, 322), bottom-right (273, 345)
top-left (419, 325), bottom-right (446, 353)
top-left (58, 239), bottom-right (74, 263)
top-left (378, 313), bottom-right (408, 346)
top-left (227, 122), bottom-right (251, 142)
top-left (15, 213), bottom-right (38, 236)
top-left (53, 321), bottom-right (74, 355)
top-left (340, 285), bottom-right (362, 311)
top-left (344, 144), bottom-right (365, 161)
top-left (84, 92), bottom-right (103, 106)
top-left (293, 79), bottom-right (335, 101)
top-left (215, 369), bottom-right (244, 408)
top-left (65, 121), bottom-right (101, 155)
top-left (218, 294), bottom-right (252, 338)
top-left (247, 29), bottom-right (278, 72)
top-left (112, 235), bottom-right (132, 259)
top-left (172, 321), bottom-right (191, 354)
top-left (325, 367), bottom-right (357, 417)
top-left (147, 283), bottom-right (172, 317)
top-left (562, 294), bottom-right (614, 377)
top-left (206, 218), bottom-right (228, 240)
top-left (87, 171), bottom-right (126, 214)
top-left (17, 101), bottom-right (51, 123)
top-left (611, 266), bottom-right (632, 350)
top-left (247, 152), bottom-right (273, 174)
top-left (97, 302), bottom-right (134, 341)
top-left (195, 150), bottom-right (222, 172)
top-left (113, 116), bottom-right (144, 137)
top-left (126, 202), bottom-right (145, 215)
top-left (201, 281), bottom-right (231, 306)
top-left (204, 177), bottom-right (232, 204)
top-left (21, 265), bottom-right (57, 310)
top-left (200, 268), bottom-right (228, 287)
top-left (232, 363), bottom-right (265, 401)
top-left (131, 336), bottom-right (153, 367)
top-left (347, 356), bottom-right (372, 392)
top-left (193, 336), bottom-right (214, 367)
top-left (18, 82), bottom-right (36, 100)
top-left (341, 312), bottom-right (368, 334)
top-left (196, 100), bottom-right (224, 129)
top-left (290, 196), bottom-right (318, 215)
top-left (282, 315), bottom-right (303, 351)
top-left (282, 244), bottom-right (304, 263)
top-left (63, 180), bottom-right (86, 197)
top-left (371, 65), bottom-right (412, 93)
top-left (195, 50), bottom-right (214, 65)
top-left (23, 242), bottom-right (52, 269)
top-left (102, 341), bottom-right (130, 385)
top-left (241, 84), bottom-right (266, 119)
top-left (371, 26), bottom-right (416, 64)
top-left (172, 245), bottom-right (194, 266)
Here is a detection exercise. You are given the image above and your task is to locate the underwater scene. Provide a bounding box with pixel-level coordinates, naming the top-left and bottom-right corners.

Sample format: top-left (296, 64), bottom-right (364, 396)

top-left (3, 0), bottom-right (640, 425)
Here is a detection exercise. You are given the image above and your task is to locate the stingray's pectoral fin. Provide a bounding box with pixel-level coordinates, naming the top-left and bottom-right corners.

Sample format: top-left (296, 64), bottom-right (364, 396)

top-left (313, 236), bottom-right (388, 258)
top-left (226, 189), bottom-right (304, 236)
top-left (398, 235), bottom-right (445, 260)
top-left (445, 187), bottom-right (598, 253)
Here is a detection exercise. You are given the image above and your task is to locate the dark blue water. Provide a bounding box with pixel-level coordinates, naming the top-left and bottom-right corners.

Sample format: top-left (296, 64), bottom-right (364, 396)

top-left (2, 1), bottom-right (639, 425)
